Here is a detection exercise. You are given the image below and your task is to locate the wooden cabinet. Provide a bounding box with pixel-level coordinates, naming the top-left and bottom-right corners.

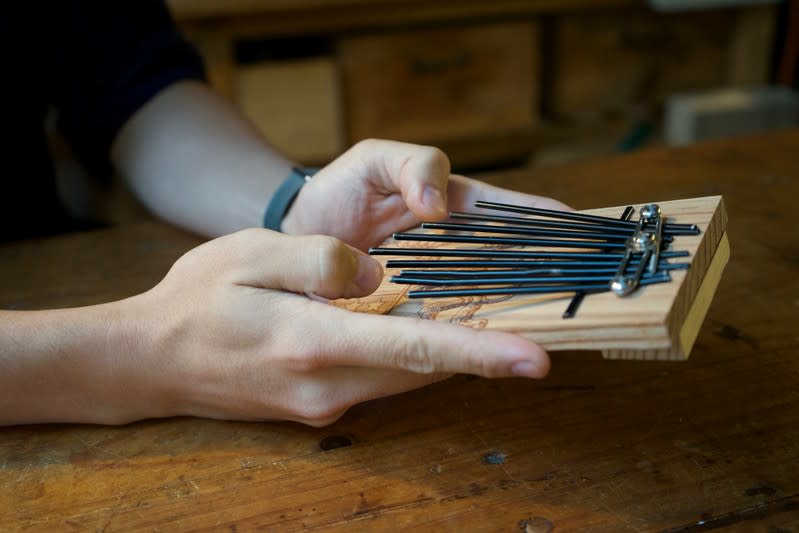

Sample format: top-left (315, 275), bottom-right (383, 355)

top-left (339, 22), bottom-right (538, 159)
top-left (170, 0), bottom-right (776, 170)
top-left (236, 57), bottom-right (343, 164)
top-left (547, 8), bottom-right (747, 120)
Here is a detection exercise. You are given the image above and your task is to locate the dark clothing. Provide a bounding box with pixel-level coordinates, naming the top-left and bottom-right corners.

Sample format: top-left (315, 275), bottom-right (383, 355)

top-left (2, 1), bottom-right (205, 241)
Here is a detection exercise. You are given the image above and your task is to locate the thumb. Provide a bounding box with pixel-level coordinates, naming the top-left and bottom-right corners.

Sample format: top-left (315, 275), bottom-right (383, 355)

top-left (353, 139), bottom-right (451, 221)
top-left (319, 308), bottom-right (551, 379)
top-left (232, 230), bottom-right (383, 299)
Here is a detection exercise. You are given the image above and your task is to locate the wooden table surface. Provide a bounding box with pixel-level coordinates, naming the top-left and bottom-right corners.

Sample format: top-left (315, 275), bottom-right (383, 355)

top-left (1, 130), bottom-right (798, 532)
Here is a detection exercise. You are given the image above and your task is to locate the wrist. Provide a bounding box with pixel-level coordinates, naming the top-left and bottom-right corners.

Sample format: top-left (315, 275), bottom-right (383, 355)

top-left (0, 302), bottom-right (171, 425)
top-left (100, 294), bottom-right (179, 423)
top-left (279, 182), bottom-right (309, 235)
top-left (263, 166), bottom-right (316, 233)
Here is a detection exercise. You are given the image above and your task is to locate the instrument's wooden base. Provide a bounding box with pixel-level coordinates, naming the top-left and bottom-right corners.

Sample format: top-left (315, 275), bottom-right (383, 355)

top-left (339, 195), bottom-right (729, 360)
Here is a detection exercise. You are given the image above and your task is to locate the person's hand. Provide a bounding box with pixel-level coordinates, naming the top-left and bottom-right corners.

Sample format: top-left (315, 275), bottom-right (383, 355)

top-left (115, 229), bottom-right (549, 426)
top-left (281, 139), bottom-right (571, 251)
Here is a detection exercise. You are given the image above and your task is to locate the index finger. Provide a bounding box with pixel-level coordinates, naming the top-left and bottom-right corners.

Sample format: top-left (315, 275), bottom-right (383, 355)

top-left (352, 139), bottom-right (452, 221)
top-left (310, 306), bottom-right (550, 379)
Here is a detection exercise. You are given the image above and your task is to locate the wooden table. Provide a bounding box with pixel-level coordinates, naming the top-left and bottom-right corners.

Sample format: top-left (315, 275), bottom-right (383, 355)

top-left (1, 130), bottom-right (798, 531)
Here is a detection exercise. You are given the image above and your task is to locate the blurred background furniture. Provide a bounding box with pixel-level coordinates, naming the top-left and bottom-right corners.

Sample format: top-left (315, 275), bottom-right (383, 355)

top-left (51, 0), bottom-right (795, 226)
top-left (167, 0), bottom-right (785, 171)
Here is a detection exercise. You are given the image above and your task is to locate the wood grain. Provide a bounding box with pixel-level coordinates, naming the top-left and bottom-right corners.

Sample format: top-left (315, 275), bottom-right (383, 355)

top-left (1, 129), bottom-right (798, 531)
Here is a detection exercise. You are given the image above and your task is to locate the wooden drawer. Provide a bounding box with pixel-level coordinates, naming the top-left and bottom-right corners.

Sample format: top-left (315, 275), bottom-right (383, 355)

top-left (547, 9), bottom-right (738, 120)
top-left (339, 22), bottom-right (538, 151)
top-left (236, 56), bottom-right (343, 165)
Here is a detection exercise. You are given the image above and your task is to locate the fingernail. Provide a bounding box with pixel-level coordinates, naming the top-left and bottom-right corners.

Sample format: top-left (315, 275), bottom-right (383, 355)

top-left (305, 292), bottom-right (330, 304)
top-left (355, 255), bottom-right (383, 292)
top-left (422, 186), bottom-right (447, 217)
top-left (511, 360), bottom-right (542, 378)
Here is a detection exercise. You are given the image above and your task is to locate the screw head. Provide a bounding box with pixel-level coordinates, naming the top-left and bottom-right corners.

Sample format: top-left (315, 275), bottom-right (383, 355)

top-left (640, 204), bottom-right (662, 222)
top-left (610, 275), bottom-right (635, 296)
top-left (626, 230), bottom-right (656, 252)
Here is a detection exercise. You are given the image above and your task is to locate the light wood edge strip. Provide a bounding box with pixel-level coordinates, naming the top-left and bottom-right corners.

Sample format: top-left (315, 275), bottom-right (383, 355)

top-left (666, 197), bottom-right (727, 340)
top-left (677, 231), bottom-right (730, 354)
top-left (602, 231), bottom-right (730, 361)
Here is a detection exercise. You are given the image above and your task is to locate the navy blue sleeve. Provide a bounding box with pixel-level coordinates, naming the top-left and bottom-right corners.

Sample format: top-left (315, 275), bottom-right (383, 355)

top-left (52, 0), bottom-right (206, 177)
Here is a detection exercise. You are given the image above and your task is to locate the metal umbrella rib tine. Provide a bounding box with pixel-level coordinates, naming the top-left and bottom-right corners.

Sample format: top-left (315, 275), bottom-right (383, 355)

top-left (472, 201), bottom-right (699, 235)
top-left (392, 272), bottom-right (670, 286)
top-left (367, 200), bottom-right (697, 308)
top-left (475, 200), bottom-right (640, 228)
top-left (370, 247), bottom-right (690, 259)
top-left (396, 266), bottom-right (684, 278)
top-left (384, 259), bottom-right (690, 270)
top-left (421, 221), bottom-right (674, 244)
top-left (449, 212), bottom-right (638, 235)
top-left (392, 232), bottom-right (627, 250)
top-left (406, 274), bottom-right (672, 299)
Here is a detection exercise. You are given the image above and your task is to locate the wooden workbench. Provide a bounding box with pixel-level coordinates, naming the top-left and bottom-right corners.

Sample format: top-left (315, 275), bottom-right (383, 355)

top-left (1, 129), bottom-right (798, 531)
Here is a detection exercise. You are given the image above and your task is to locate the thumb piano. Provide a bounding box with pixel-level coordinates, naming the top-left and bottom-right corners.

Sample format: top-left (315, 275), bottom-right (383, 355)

top-left (339, 195), bottom-right (729, 361)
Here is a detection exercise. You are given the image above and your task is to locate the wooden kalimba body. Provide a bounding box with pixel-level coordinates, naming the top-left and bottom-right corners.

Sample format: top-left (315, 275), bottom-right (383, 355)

top-left (339, 196), bottom-right (729, 361)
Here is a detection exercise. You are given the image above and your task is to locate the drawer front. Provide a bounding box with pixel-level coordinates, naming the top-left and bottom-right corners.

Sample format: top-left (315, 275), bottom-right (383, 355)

top-left (549, 9), bottom-right (737, 119)
top-left (236, 57), bottom-right (343, 165)
top-left (339, 22), bottom-right (538, 145)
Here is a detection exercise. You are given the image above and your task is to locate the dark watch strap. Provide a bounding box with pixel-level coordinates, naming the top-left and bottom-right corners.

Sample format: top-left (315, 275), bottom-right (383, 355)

top-left (263, 166), bottom-right (315, 231)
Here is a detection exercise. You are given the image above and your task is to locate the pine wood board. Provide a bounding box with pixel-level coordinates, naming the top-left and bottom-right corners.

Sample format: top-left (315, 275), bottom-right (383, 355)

top-left (338, 195), bottom-right (728, 360)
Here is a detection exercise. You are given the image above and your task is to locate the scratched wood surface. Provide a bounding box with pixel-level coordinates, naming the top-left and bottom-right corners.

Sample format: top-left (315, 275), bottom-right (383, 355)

top-left (1, 129), bottom-right (798, 531)
top-left (339, 196), bottom-right (728, 360)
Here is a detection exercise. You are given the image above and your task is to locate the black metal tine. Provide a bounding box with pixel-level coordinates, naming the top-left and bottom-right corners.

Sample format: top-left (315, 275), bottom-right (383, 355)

top-left (651, 261), bottom-right (689, 270)
top-left (564, 204), bottom-right (635, 319)
top-left (449, 212), bottom-right (636, 235)
top-left (392, 271), bottom-right (670, 286)
top-left (474, 201), bottom-right (700, 235)
top-left (385, 259), bottom-right (689, 269)
top-left (660, 222), bottom-right (700, 232)
top-left (399, 269), bottom-right (563, 278)
top-left (411, 284), bottom-right (610, 298)
top-left (392, 232), bottom-right (627, 250)
top-left (451, 211), bottom-right (698, 237)
top-left (397, 265), bottom-right (686, 278)
top-left (421, 221), bottom-right (674, 244)
top-left (619, 205), bottom-right (636, 221)
top-left (386, 259), bottom-right (687, 268)
top-left (661, 226), bottom-right (700, 236)
top-left (562, 292), bottom-right (586, 319)
top-left (386, 259), bottom-right (622, 268)
top-left (369, 247), bottom-right (690, 259)
top-left (475, 200), bottom-right (640, 228)
top-left (406, 274), bottom-right (671, 299)
top-left (373, 200), bottom-right (694, 308)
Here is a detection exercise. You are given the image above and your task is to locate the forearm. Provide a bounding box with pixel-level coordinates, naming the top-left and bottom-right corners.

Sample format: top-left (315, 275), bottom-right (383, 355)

top-left (0, 302), bottom-right (165, 425)
top-left (111, 80), bottom-right (295, 238)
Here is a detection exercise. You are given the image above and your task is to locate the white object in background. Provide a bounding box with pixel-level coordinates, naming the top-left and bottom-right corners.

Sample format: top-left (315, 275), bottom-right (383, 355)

top-left (648, 0), bottom-right (777, 11)
top-left (664, 86), bottom-right (799, 145)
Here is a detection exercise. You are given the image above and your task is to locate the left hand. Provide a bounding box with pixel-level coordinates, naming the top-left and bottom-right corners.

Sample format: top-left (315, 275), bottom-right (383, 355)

top-left (281, 139), bottom-right (571, 251)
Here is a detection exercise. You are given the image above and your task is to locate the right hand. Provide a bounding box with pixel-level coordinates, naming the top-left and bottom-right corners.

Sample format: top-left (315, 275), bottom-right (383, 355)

top-left (115, 229), bottom-right (550, 426)
top-left (282, 139), bottom-right (571, 251)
